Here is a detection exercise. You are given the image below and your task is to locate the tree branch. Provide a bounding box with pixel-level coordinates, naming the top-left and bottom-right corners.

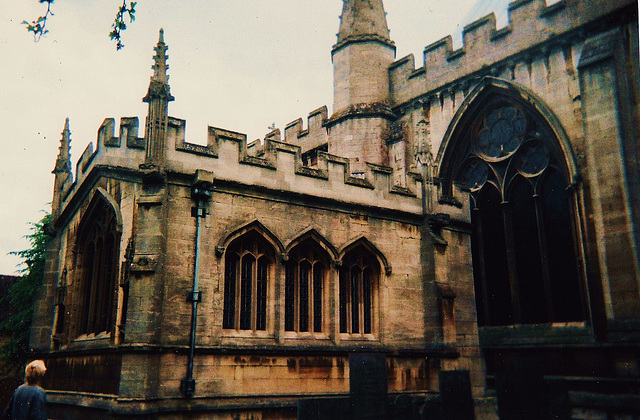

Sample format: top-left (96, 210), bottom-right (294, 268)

top-left (109, 1), bottom-right (137, 50)
top-left (24, 0), bottom-right (138, 50)
top-left (22, 0), bottom-right (54, 42)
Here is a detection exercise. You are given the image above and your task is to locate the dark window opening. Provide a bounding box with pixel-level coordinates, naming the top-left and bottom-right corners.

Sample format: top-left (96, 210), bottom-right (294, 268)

top-left (302, 144), bottom-right (328, 167)
top-left (284, 239), bottom-right (328, 334)
top-left (76, 195), bottom-right (120, 337)
top-left (223, 231), bottom-right (273, 331)
top-left (339, 247), bottom-right (378, 335)
top-left (461, 102), bottom-right (586, 327)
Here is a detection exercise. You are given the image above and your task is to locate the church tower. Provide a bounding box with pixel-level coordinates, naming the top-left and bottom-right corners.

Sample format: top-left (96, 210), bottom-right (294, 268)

top-left (328, 0), bottom-right (396, 174)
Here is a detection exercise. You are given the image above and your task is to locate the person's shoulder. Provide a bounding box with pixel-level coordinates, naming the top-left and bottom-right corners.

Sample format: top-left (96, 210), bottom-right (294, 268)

top-left (14, 384), bottom-right (28, 394)
top-left (30, 385), bottom-right (46, 396)
top-left (15, 384), bottom-right (45, 396)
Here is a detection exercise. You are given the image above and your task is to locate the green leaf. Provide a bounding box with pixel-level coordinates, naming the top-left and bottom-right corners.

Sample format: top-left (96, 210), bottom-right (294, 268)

top-left (0, 214), bottom-right (52, 373)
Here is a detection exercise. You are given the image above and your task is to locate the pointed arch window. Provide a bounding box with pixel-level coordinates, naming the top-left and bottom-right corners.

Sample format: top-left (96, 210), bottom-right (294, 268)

top-left (284, 239), bottom-right (328, 334)
top-left (456, 102), bottom-right (586, 326)
top-left (223, 231), bottom-right (274, 331)
top-left (76, 194), bottom-right (120, 337)
top-left (339, 246), bottom-right (379, 335)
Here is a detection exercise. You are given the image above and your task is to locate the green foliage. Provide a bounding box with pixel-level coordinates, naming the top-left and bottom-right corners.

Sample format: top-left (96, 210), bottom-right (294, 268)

top-left (0, 213), bottom-right (52, 373)
top-left (109, 1), bottom-right (137, 50)
top-left (24, 0), bottom-right (137, 50)
top-left (22, 0), bottom-right (54, 42)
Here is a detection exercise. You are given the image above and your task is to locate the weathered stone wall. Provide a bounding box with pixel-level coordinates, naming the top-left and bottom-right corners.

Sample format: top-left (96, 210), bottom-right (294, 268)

top-left (578, 25), bottom-right (640, 323)
top-left (327, 116), bottom-right (391, 171)
top-left (332, 42), bottom-right (395, 113)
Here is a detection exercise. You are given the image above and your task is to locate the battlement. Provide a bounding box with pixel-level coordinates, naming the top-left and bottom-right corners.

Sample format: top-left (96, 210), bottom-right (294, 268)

top-left (283, 106), bottom-right (329, 156)
top-left (61, 114), bottom-right (429, 217)
top-left (389, 0), bottom-right (636, 106)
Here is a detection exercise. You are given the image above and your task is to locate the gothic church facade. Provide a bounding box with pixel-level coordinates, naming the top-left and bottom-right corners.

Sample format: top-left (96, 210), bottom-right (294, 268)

top-left (32, 0), bottom-right (639, 418)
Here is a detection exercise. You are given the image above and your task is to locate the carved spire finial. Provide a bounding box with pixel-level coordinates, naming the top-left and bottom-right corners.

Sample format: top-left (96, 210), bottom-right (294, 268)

top-left (152, 28), bottom-right (168, 83)
top-left (53, 118), bottom-right (72, 175)
top-left (52, 118), bottom-right (73, 218)
top-left (143, 28), bottom-right (174, 103)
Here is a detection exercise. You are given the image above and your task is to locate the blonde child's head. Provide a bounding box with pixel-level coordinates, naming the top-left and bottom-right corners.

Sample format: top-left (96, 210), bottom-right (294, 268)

top-left (25, 360), bottom-right (46, 385)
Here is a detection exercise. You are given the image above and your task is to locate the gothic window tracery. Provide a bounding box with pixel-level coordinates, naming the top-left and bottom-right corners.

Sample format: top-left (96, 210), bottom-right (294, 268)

top-left (223, 231), bottom-right (274, 331)
top-left (339, 246), bottom-right (379, 335)
top-left (76, 194), bottom-right (120, 337)
top-left (284, 239), bottom-right (328, 334)
top-left (456, 101), bottom-right (586, 326)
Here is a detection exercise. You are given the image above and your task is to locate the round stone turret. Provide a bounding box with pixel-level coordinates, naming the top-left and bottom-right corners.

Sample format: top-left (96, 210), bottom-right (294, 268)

top-left (329, 0), bottom-right (396, 172)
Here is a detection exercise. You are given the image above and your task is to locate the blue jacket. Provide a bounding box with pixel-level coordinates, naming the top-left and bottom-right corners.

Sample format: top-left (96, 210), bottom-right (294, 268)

top-left (10, 384), bottom-right (47, 420)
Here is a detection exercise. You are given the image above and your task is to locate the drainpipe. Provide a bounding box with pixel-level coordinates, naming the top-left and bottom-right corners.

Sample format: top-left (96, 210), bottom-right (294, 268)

top-left (181, 170), bottom-right (213, 398)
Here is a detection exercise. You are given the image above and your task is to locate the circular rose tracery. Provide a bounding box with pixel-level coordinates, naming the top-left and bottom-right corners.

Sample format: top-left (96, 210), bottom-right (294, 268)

top-left (517, 142), bottom-right (550, 177)
top-left (462, 160), bottom-right (489, 191)
top-left (476, 106), bottom-right (526, 159)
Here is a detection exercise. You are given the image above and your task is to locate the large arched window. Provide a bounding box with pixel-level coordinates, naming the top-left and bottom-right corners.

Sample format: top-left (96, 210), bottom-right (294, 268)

top-left (223, 231), bottom-right (274, 331)
top-left (454, 100), bottom-right (586, 326)
top-left (339, 245), bottom-right (380, 335)
top-left (76, 193), bottom-right (120, 337)
top-left (285, 239), bottom-right (329, 334)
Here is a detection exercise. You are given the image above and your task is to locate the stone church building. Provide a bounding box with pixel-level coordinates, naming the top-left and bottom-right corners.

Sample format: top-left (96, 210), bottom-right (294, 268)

top-left (31, 0), bottom-right (639, 418)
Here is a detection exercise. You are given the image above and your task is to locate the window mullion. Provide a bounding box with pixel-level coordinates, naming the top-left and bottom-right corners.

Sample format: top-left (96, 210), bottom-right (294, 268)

top-left (339, 269), bottom-right (348, 333)
top-left (471, 206), bottom-right (491, 325)
top-left (234, 257), bottom-right (241, 330)
top-left (284, 262), bottom-right (295, 332)
top-left (309, 265), bottom-right (314, 332)
top-left (533, 193), bottom-right (554, 321)
top-left (359, 271), bottom-right (365, 334)
top-left (363, 269), bottom-right (371, 334)
top-left (300, 262), bottom-right (309, 332)
top-left (295, 264), bottom-right (300, 331)
top-left (350, 269), bottom-right (359, 334)
top-left (502, 200), bottom-right (523, 324)
top-left (313, 263), bottom-right (323, 333)
top-left (234, 259), bottom-right (240, 330)
top-left (251, 258), bottom-right (257, 331)
top-left (91, 241), bottom-right (104, 334)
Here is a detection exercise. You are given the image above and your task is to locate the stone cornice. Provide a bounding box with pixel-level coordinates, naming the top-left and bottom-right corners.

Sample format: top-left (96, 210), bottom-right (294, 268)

top-left (331, 34), bottom-right (396, 55)
top-left (327, 102), bottom-right (396, 127)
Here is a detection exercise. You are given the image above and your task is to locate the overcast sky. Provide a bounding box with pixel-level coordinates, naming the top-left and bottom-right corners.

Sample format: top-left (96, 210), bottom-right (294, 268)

top-left (0, 0), bottom-right (517, 275)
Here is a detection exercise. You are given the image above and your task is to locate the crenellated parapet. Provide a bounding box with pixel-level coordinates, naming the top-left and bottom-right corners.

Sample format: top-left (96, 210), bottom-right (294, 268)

top-left (389, 0), bottom-right (637, 107)
top-left (283, 106), bottom-right (329, 156)
top-left (58, 113), bottom-right (435, 220)
top-left (97, 117), bottom-right (145, 150)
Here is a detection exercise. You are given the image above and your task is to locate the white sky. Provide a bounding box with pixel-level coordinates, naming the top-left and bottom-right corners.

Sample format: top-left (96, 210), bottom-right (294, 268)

top-left (0, 0), bottom-right (513, 275)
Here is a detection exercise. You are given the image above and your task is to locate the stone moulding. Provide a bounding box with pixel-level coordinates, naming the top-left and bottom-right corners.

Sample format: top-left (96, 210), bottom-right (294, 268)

top-left (283, 227), bottom-right (340, 261)
top-left (337, 235), bottom-right (392, 276)
top-left (215, 220), bottom-right (286, 259)
top-left (214, 221), bottom-right (392, 276)
top-left (331, 34), bottom-right (396, 55)
top-left (175, 141), bottom-right (216, 157)
top-left (326, 102), bottom-right (396, 127)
